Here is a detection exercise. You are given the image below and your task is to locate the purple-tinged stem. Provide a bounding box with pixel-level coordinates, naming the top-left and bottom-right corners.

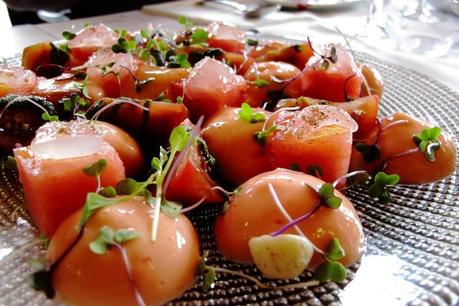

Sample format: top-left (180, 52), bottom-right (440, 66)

top-left (162, 116), bottom-right (204, 196)
top-left (332, 170), bottom-right (368, 189)
top-left (181, 197), bottom-right (206, 214)
top-left (387, 147), bottom-right (419, 160)
top-left (116, 244), bottom-right (146, 306)
top-left (380, 119), bottom-right (409, 132)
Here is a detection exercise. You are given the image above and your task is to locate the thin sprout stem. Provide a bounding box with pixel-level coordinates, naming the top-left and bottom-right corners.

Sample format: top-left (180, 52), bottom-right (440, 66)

top-left (332, 170), bottom-right (368, 189)
top-left (212, 267), bottom-right (320, 290)
top-left (181, 197), bottom-right (206, 213)
top-left (162, 116), bottom-right (204, 196)
top-left (334, 26), bottom-right (371, 97)
top-left (210, 185), bottom-right (234, 198)
top-left (0, 96), bottom-right (50, 121)
top-left (90, 98), bottom-right (149, 121)
top-left (116, 245), bottom-right (147, 306)
top-left (268, 183), bottom-right (324, 255)
top-left (95, 175), bottom-right (102, 193)
top-left (151, 182), bottom-right (163, 242)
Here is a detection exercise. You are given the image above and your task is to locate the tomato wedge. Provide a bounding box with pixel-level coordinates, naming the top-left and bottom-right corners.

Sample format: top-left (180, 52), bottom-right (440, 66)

top-left (68, 25), bottom-right (118, 62)
top-left (284, 44), bottom-right (362, 102)
top-left (207, 22), bottom-right (246, 53)
top-left (184, 57), bottom-right (246, 120)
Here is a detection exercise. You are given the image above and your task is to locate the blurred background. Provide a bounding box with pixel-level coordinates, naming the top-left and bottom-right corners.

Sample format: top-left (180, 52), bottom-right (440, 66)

top-left (2, 0), bottom-right (173, 25)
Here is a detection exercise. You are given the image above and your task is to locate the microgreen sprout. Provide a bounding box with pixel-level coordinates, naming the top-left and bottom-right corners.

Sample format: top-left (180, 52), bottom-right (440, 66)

top-left (62, 31), bottom-right (76, 40)
top-left (238, 103), bottom-right (266, 123)
top-left (197, 250), bottom-right (217, 292)
top-left (82, 159), bottom-right (107, 193)
top-left (74, 79), bottom-right (90, 98)
top-left (307, 37), bottom-right (338, 71)
top-left (253, 78), bottom-right (270, 87)
top-left (5, 155), bottom-right (17, 170)
top-left (254, 125), bottom-right (277, 146)
top-left (318, 183), bottom-right (342, 209)
top-left (49, 43), bottom-right (70, 66)
top-left (367, 171), bottom-right (400, 204)
top-left (247, 38), bottom-right (259, 46)
top-left (167, 53), bottom-right (191, 68)
top-left (89, 226), bottom-right (140, 255)
top-left (41, 112), bottom-right (59, 122)
top-left (191, 28), bottom-right (209, 46)
top-left (413, 127), bottom-right (442, 162)
top-left (178, 16), bottom-right (194, 29)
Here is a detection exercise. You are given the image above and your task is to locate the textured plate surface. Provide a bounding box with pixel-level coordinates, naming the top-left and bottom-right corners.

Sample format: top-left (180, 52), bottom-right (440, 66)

top-left (0, 52), bottom-right (458, 306)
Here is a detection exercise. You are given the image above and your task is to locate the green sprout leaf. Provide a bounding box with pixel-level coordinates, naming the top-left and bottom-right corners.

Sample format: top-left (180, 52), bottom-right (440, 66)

top-left (62, 31), bottom-right (76, 40)
top-left (50, 42), bottom-right (70, 66)
top-left (116, 178), bottom-right (146, 195)
top-left (5, 155), bottom-right (17, 170)
top-left (355, 143), bottom-right (381, 163)
top-left (413, 127), bottom-right (442, 162)
top-left (191, 28), bottom-right (209, 45)
top-left (238, 103), bottom-right (266, 124)
top-left (77, 193), bottom-right (124, 233)
top-left (82, 159), bottom-right (107, 177)
top-left (178, 16), bottom-right (194, 28)
top-left (314, 260), bottom-right (347, 283)
top-left (176, 53), bottom-right (191, 68)
top-left (160, 199), bottom-right (182, 218)
top-left (99, 186), bottom-right (116, 198)
top-left (318, 183), bottom-right (342, 209)
top-left (41, 112), bottom-right (58, 122)
top-left (254, 78), bottom-right (270, 87)
top-left (325, 238), bottom-right (345, 261)
top-left (90, 226), bottom-right (139, 255)
top-left (140, 28), bottom-right (151, 39)
top-left (247, 38), bottom-right (259, 46)
top-left (198, 250), bottom-right (216, 292)
top-left (254, 125), bottom-right (277, 146)
top-left (170, 125), bottom-right (191, 153)
top-left (367, 172), bottom-right (400, 204)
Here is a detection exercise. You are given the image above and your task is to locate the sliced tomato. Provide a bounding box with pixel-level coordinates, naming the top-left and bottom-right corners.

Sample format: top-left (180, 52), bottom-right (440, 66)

top-left (184, 57), bottom-right (246, 121)
top-left (207, 22), bottom-right (246, 53)
top-left (248, 41), bottom-right (290, 59)
top-left (249, 42), bottom-right (314, 70)
top-left (68, 25), bottom-right (118, 62)
top-left (276, 95), bottom-right (379, 138)
top-left (30, 76), bottom-right (80, 103)
top-left (284, 44), bottom-right (362, 102)
top-left (267, 105), bottom-right (358, 183)
top-left (0, 65), bottom-right (37, 97)
top-left (202, 106), bottom-right (272, 186)
top-left (243, 61), bottom-right (300, 107)
top-left (85, 49), bottom-right (140, 100)
top-left (223, 52), bottom-right (254, 75)
top-left (15, 129), bottom-right (125, 237)
top-left (166, 137), bottom-right (222, 205)
top-left (91, 98), bottom-right (189, 147)
top-left (119, 65), bottom-right (189, 100)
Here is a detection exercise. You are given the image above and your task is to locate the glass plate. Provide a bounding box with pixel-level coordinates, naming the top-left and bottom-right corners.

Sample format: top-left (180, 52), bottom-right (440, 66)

top-left (0, 51), bottom-right (458, 306)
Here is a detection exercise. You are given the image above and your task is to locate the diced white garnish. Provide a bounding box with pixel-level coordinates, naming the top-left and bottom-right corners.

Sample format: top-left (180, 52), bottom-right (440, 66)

top-left (31, 135), bottom-right (103, 160)
top-left (248, 234), bottom-right (314, 279)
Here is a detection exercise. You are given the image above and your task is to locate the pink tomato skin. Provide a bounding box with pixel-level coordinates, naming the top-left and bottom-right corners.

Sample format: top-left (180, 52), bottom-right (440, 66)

top-left (184, 57), bottom-right (246, 121)
top-left (207, 22), bottom-right (246, 53)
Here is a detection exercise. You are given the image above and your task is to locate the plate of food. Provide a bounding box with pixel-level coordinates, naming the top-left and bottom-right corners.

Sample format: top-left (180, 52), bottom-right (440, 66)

top-left (0, 17), bottom-right (457, 306)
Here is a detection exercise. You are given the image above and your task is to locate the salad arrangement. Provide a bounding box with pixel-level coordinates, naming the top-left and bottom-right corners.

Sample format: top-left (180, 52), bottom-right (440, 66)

top-left (0, 17), bottom-right (456, 306)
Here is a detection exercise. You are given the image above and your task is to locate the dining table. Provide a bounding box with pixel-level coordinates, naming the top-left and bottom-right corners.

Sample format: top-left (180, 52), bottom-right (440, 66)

top-left (1, 1), bottom-right (458, 306)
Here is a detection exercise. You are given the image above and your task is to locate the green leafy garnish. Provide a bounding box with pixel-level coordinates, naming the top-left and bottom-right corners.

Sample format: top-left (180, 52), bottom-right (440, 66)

top-left (111, 37), bottom-right (137, 53)
top-left (191, 28), bottom-right (209, 45)
top-left (74, 80), bottom-right (90, 98)
top-left (176, 96), bottom-right (184, 104)
top-left (41, 112), bottom-right (59, 122)
top-left (355, 143), bottom-right (381, 163)
top-left (89, 226), bottom-right (139, 255)
top-left (253, 78), bottom-right (270, 87)
top-left (324, 238), bottom-right (345, 261)
top-left (99, 186), bottom-right (116, 197)
top-left (413, 127), bottom-right (442, 162)
top-left (254, 125), bottom-right (277, 146)
top-left (140, 28), bottom-right (152, 39)
top-left (318, 183), bottom-right (342, 208)
top-left (247, 39), bottom-right (259, 46)
top-left (62, 31), bottom-right (76, 40)
top-left (62, 94), bottom-right (89, 113)
top-left (116, 178), bottom-right (147, 195)
top-left (197, 250), bottom-right (216, 292)
top-left (77, 193), bottom-right (124, 233)
top-left (314, 260), bottom-right (347, 283)
top-left (238, 103), bottom-right (266, 123)
top-left (50, 43), bottom-right (70, 66)
top-left (160, 199), bottom-right (182, 218)
top-left (5, 155), bottom-right (17, 170)
top-left (168, 53), bottom-right (191, 68)
top-left (367, 171), bottom-right (399, 204)
top-left (83, 159), bottom-right (107, 177)
top-left (178, 16), bottom-right (194, 28)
